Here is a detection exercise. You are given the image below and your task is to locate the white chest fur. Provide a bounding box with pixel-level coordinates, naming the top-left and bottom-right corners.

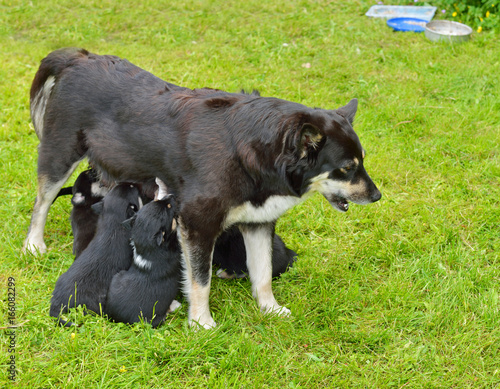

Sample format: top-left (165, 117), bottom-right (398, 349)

top-left (224, 194), bottom-right (309, 227)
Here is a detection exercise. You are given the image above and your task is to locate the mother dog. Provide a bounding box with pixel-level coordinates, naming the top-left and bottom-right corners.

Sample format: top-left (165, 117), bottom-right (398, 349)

top-left (24, 48), bottom-right (381, 329)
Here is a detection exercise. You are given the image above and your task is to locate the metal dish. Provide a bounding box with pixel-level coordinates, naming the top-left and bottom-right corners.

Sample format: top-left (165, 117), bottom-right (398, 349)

top-left (425, 20), bottom-right (472, 43)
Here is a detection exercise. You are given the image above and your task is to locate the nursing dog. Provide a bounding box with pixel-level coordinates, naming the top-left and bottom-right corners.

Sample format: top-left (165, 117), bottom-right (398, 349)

top-left (26, 48), bottom-right (381, 329)
top-left (105, 195), bottom-right (181, 328)
top-left (50, 184), bottom-right (140, 323)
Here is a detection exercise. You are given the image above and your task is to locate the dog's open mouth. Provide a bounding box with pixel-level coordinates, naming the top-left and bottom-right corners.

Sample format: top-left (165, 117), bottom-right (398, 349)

top-left (329, 195), bottom-right (349, 212)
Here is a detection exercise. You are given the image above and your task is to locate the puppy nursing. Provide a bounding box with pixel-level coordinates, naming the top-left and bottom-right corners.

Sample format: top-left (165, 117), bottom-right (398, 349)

top-left (104, 195), bottom-right (181, 328)
top-left (50, 184), bottom-right (140, 322)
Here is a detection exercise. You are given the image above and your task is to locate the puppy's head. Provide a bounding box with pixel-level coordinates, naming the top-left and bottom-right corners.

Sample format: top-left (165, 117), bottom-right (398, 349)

top-left (129, 194), bottom-right (178, 250)
top-left (91, 183), bottom-right (141, 220)
top-left (288, 99), bottom-right (381, 212)
top-left (71, 169), bottom-right (108, 207)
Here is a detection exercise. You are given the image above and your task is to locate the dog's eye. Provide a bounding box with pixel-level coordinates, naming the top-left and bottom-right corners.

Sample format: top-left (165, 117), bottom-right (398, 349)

top-left (130, 204), bottom-right (138, 212)
top-left (339, 166), bottom-right (352, 174)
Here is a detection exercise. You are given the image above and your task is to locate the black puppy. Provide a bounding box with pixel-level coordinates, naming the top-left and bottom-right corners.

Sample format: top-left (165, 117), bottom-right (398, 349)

top-left (50, 184), bottom-right (141, 323)
top-left (105, 195), bottom-right (181, 328)
top-left (68, 169), bottom-right (108, 257)
top-left (213, 227), bottom-right (297, 279)
top-left (52, 169), bottom-right (108, 258)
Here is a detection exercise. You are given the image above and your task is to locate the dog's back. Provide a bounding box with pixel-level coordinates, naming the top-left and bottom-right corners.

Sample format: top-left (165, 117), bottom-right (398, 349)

top-left (50, 184), bottom-right (140, 319)
top-left (105, 196), bottom-right (181, 328)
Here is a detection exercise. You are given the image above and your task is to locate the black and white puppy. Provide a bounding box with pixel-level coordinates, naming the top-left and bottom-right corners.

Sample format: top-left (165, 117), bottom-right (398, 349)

top-left (68, 169), bottom-right (108, 258)
top-left (104, 195), bottom-right (181, 328)
top-left (213, 228), bottom-right (297, 279)
top-left (50, 184), bottom-right (141, 323)
top-left (26, 49), bottom-right (381, 329)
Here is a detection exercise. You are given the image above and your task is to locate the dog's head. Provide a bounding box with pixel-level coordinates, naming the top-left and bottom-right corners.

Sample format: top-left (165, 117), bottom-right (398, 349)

top-left (126, 194), bottom-right (178, 251)
top-left (286, 98), bottom-right (381, 212)
top-left (71, 169), bottom-right (108, 207)
top-left (91, 183), bottom-right (142, 220)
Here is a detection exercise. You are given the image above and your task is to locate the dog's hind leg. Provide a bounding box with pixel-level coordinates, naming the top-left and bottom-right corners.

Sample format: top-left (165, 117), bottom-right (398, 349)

top-left (239, 223), bottom-right (291, 317)
top-left (23, 158), bottom-right (84, 255)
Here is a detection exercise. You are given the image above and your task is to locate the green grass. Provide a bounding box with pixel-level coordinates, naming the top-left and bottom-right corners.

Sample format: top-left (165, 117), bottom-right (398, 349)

top-left (1, 0), bottom-right (499, 387)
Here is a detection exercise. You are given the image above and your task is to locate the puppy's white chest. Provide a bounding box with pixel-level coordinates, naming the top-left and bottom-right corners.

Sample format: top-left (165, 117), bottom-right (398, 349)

top-left (224, 195), bottom-right (303, 227)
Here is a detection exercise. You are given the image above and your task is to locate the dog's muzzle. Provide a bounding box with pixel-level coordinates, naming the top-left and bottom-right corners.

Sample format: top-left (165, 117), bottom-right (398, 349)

top-left (328, 195), bottom-right (350, 212)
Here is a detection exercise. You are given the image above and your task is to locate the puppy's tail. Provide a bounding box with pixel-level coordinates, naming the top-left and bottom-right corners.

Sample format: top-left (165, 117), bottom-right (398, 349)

top-left (30, 48), bottom-right (90, 139)
top-left (52, 186), bottom-right (74, 204)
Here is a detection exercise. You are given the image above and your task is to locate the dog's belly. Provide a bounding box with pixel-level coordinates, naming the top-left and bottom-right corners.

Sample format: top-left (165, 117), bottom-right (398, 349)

top-left (224, 195), bottom-right (304, 227)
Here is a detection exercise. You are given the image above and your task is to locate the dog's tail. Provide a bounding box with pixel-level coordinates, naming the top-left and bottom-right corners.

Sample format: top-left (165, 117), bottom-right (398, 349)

top-left (30, 48), bottom-right (89, 139)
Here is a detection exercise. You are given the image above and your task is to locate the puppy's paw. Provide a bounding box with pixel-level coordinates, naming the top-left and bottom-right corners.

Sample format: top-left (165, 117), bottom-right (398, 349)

top-left (168, 300), bottom-right (182, 313)
top-left (216, 269), bottom-right (247, 280)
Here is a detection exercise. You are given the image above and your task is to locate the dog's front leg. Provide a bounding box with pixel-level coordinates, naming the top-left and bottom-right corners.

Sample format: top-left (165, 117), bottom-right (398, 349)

top-left (177, 221), bottom-right (216, 329)
top-left (239, 223), bottom-right (291, 317)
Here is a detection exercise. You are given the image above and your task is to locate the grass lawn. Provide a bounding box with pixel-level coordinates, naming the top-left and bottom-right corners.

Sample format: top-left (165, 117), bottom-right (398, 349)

top-left (1, 0), bottom-right (499, 387)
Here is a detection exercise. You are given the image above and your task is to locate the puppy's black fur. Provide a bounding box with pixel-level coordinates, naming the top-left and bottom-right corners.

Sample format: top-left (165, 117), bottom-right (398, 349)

top-left (27, 48), bottom-right (381, 328)
top-left (49, 184), bottom-right (140, 322)
top-left (68, 169), bottom-right (107, 258)
top-left (104, 196), bottom-right (181, 328)
top-left (213, 227), bottom-right (297, 279)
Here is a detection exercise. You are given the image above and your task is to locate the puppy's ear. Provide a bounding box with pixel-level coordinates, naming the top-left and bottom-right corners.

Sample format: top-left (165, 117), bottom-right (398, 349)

top-left (155, 230), bottom-right (165, 246)
top-left (126, 204), bottom-right (139, 219)
top-left (299, 123), bottom-right (324, 159)
top-left (122, 215), bottom-right (136, 230)
top-left (336, 98), bottom-right (358, 124)
top-left (155, 177), bottom-right (169, 200)
top-left (91, 201), bottom-right (104, 215)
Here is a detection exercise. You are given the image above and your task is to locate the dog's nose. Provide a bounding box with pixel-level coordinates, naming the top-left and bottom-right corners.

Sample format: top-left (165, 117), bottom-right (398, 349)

top-left (371, 188), bottom-right (382, 203)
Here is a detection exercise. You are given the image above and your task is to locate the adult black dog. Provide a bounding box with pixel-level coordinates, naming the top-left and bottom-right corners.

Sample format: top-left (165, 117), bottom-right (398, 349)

top-left (50, 184), bottom-right (140, 324)
top-left (105, 195), bottom-right (181, 328)
top-left (25, 48), bottom-right (381, 329)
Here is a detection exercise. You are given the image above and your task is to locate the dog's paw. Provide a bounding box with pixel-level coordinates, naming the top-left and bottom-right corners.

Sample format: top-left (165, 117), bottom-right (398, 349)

top-left (168, 300), bottom-right (182, 313)
top-left (261, 304), bottom-right (291, 317)
top-left (189, 317), bottom-right (217, 330)
top-left (22, 240), bottom-right (47, 255)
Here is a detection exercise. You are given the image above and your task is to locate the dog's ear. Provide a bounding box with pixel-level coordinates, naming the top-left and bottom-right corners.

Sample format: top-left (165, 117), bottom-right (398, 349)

top-left (126, 203), bottom-right (139, 219)
top-left (155, 177), bottom-right (169, 200)
top-left (335, 98), bottom-right (358, 124)
top-left (155, 229), bottom-right (165, 246)
top-left (299, 123), bottom-right (324, 159)
top-left (122, 215), bottom-right (136, 230)
top-left (91, 201), bottom-right (104, 215)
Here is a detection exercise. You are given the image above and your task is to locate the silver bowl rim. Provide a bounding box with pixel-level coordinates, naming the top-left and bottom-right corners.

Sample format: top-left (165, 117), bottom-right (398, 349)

top-left (425, 20), bottom-right (473, 37)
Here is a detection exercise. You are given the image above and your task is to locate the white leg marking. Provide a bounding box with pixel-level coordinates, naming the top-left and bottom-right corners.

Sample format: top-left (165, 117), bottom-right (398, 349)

top-left (177, 224), bottom-right (216, 329)
top-left (240, 226), bottom-right (291, 317)
top-left (23, 159), bottom-right (83, 255)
